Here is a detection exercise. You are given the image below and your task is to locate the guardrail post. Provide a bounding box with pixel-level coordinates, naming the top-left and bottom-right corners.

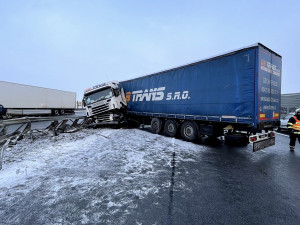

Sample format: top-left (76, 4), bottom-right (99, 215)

top-left (0, 139), bottom-right (10, 170)
top-left (0, 126), bottom-right (7, 136)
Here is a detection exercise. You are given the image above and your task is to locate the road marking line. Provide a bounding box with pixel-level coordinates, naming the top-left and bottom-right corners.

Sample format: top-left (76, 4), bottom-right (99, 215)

top-left (275, 132), bottom-right (289, 137)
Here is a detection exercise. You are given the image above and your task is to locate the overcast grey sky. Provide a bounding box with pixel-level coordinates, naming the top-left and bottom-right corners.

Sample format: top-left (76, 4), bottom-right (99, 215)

top-left (0, 0), bottom-right (299, 100)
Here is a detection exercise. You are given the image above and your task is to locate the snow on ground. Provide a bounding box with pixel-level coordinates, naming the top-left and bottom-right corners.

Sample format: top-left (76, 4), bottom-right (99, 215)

top-left (0, 128), bottom-right (204, 224)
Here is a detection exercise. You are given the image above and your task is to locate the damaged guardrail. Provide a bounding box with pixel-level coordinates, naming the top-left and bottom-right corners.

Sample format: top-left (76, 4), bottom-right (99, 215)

top-left (0, 115), bottom-right (89, 170)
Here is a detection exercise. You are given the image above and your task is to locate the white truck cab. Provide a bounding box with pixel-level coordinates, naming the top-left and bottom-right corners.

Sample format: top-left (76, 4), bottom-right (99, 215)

top-left (83, 81), bottom-right (127, 124)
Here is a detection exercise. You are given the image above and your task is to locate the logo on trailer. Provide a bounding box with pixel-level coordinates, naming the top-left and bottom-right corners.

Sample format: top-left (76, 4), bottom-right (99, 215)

top-left (125, 92), bottom-right (131, 102)
top-left (131, 87), bottom-right (166, 102)
top-left (260, 59), bottom-right (280, 77)
top-left (126, 87), bottom-right (190, 102)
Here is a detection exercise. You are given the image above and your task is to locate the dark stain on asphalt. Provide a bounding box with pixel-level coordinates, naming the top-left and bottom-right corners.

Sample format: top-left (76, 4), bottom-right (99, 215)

top-left (168, 151), bottom-right (176, 225)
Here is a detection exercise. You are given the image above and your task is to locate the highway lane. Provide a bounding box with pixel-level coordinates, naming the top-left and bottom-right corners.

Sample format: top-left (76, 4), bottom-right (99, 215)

top-left (1, 126), bottom-right (299, 224)
top-left (124, 131), bottom-right (300, 225)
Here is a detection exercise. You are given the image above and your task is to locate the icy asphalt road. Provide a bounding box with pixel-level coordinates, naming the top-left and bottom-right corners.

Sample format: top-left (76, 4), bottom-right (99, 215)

top-left (0, 128), bottom-right (300, 225)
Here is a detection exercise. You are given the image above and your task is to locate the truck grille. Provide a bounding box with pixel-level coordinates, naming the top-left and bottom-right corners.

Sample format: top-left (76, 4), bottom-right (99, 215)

top-left (92, 103), bottom-right (109, 115)
top-left (96, 113), bottom-right (111, 122)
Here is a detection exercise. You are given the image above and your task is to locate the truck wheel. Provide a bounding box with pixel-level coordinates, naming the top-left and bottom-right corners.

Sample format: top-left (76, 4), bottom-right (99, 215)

top-left (151, 118), bottom-right (162, 134)
top-left (60, 109), bottom-right (65, 115)
top-left (164, 119), bottom-right (178, 137)
top-left (52, 109), bottom-right (60, 116)
top-left (181, 121), bottom-right (198, 142)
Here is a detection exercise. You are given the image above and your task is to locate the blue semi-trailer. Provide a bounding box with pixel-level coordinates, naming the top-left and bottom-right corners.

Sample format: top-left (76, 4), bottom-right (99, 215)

top-left (83, 43), bottom-right (281, 151)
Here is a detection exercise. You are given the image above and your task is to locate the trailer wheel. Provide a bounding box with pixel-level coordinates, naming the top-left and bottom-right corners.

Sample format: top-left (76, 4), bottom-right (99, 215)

top-left (60, 109), bottom-right (65, 115)
top-left (181, 121), bottom-right (198, 142)
top-left (164, 119), bottom-right (178, 137)
top-left (151, 118), bottom-right (162, 134)
top-left (52, 109), bottom-right (60, 116)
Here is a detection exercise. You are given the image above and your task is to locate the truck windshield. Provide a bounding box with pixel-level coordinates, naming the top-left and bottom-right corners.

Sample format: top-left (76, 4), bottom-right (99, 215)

top-left (84, 88), bottom-right (113, 105)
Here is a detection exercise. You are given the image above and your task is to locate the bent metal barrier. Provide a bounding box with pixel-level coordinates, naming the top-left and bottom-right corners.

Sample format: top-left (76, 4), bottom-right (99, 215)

top-left (0, 115), bottom-right (88, 170)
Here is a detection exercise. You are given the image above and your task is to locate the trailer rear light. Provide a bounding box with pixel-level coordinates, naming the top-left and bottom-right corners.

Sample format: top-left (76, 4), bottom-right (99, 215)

top-left (250, 136), bottom-right (257, 142)
top-left (259, 113), bottom-right (266, 120)
top-left (270, 132), bottom-right (275, 137)
top-left (273, 112), bottom-right (279, 119)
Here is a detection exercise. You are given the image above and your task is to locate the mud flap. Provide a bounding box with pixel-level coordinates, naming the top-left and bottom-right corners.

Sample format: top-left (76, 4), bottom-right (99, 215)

top-left (253, 137), bottom-right (275, 152)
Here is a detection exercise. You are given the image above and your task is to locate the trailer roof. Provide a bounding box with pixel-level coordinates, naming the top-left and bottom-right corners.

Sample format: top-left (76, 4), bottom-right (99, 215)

top-left (122, 43), bottom-right (281, 83)
top-left (0, 80), bottom-right (76, 94)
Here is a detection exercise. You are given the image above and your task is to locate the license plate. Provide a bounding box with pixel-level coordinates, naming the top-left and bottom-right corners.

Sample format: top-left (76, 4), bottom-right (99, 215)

top-left (253, 137), bottom-right (275, 152)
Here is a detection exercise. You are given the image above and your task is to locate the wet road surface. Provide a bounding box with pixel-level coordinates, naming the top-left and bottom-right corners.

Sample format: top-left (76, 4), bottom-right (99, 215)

top-left (0, 129), bottom-right (299, 225)
top-left (126, 131), bottom-right (300, 225)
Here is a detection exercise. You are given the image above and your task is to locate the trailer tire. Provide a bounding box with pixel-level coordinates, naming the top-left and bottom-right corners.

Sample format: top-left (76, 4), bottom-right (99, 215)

top-left (151, 118), bottom-right (163, 134)
top-left (164, 119), bottom-right (178, 137)
top-left (181, 121), bottom-right (198, 142)
top-left (60, 109), bottom-right (65, 115)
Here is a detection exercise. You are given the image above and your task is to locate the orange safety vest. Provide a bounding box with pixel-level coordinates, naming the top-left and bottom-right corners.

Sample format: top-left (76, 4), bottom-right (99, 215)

top-left (292, 116), bottom-right (300, 131)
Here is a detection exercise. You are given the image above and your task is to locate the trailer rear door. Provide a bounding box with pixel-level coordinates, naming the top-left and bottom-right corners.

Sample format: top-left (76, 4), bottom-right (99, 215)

top-left (257, 45), bottom-right (282, 127)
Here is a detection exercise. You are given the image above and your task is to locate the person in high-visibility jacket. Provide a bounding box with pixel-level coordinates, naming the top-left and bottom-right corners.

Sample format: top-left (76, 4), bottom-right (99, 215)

top-left (287, 108), bottom-right (300, 151)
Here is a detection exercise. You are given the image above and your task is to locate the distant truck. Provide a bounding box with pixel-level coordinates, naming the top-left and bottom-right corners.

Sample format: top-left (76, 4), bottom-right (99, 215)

top-left (0, 81), bottom-right (76, 117)
top-left (280, 93), bottom-right (300, 116)
top-left (83, 43), bottom-right (282, 151)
